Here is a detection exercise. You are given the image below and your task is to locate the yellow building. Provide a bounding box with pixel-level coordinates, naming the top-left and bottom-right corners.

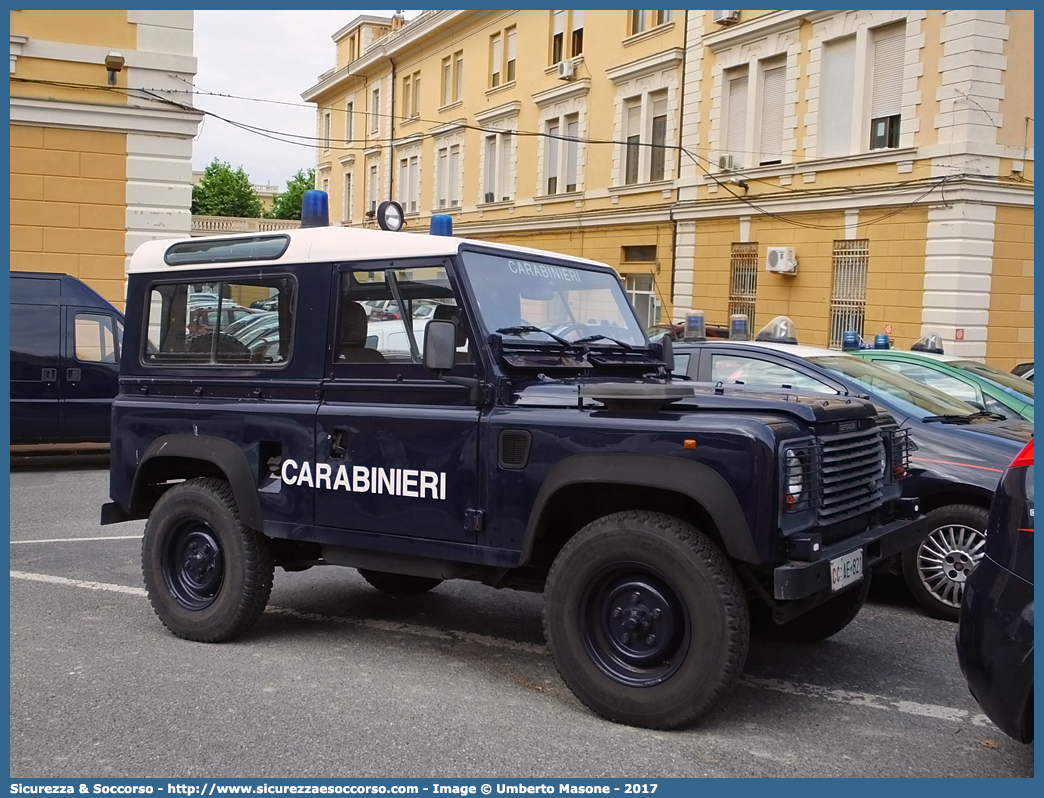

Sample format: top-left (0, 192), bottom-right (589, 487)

top-left (10, 10), bottom-right (202, 310)
top-left (302, 10), bottom-right (686, 329)
top-left (305, 9), bottom-right (1031, 368)
top-left (674, 10), bottom-right (1033, 368)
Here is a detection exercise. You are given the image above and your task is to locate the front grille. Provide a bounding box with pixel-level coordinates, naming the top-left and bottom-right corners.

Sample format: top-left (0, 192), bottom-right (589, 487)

top-left (816, 427), bottom-right (885, 523)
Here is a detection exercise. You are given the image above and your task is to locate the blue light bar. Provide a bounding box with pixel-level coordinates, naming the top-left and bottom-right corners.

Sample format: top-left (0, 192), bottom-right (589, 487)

top-left (874, 334), bottom-right (890, 349)
top-left (842, 331), bottom-right (862, 351)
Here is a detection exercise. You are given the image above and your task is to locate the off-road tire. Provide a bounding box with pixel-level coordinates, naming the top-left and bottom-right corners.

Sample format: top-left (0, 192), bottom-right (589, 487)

top-left (903, 504), bottom-right (989, 622)
top-left (142, 477), bottom-right (274, 642)
top-left (358, 569), bottom-right (443, 595)
top-left (543, 511), bottom-right (749, 730)
top-left (749, 571), bottom-right (871, 643)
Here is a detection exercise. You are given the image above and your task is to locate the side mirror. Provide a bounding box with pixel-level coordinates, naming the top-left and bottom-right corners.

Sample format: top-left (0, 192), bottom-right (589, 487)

top-left (424, 319), bottom-right (457, 372)
top-left (655, 334), bottom-right (675, 373)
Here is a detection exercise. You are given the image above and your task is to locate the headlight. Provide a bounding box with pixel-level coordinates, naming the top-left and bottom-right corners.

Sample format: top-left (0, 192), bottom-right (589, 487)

top-left (784, 447), bottom-right (804, 510)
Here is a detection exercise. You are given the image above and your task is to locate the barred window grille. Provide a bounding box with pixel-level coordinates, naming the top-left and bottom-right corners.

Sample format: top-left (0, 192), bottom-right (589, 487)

top-left (728, 243), bottom-right (758, 329)
top-left (829, 239), bottom-right (869, 349)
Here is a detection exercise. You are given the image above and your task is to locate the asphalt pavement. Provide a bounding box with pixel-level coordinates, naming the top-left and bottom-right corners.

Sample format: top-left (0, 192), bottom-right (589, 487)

top-left (8, 464), bottom-right (1034, 778)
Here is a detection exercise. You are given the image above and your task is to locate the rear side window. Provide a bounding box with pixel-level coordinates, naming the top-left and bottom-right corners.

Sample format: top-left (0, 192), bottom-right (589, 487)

top-left (143, 277), bottom-right (295, 367)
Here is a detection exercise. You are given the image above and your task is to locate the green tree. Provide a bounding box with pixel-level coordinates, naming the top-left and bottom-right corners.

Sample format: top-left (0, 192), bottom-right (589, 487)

top-left (268, 168), bottom-right (316, 220)
top-left (191, 159), bottom-right (263, 218)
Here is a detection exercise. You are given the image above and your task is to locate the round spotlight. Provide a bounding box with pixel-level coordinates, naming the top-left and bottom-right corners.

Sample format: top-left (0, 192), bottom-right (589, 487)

top-left (376, 200), bottom-right (405, 232)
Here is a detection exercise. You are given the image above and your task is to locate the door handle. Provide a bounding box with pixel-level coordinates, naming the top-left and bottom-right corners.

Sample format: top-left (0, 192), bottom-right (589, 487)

top-left (330, 426), bottom-right (350, 458)
top-left (41, 368), bottom-right (57, 382)
top-left (67, 368), bottom-right (81, 382)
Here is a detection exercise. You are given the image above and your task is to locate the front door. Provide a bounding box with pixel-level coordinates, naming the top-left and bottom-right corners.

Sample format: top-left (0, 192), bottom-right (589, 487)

top-left (61, 307), bottom-right (122, 442)
top-left (10, 302), bottom-right (60, 442)
top-left (313, 259), bottom-right (483, 544)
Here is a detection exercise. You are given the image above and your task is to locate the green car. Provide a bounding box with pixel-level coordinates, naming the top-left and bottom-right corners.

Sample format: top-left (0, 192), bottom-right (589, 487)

top-left (852, 348), bottom-right (1034, 422)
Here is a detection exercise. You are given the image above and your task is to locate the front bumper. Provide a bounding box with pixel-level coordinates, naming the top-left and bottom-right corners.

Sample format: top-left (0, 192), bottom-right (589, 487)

top-left (773, 512), bottom-right (925, 600)
top-left (955, 555), bottom-right (1034, 743)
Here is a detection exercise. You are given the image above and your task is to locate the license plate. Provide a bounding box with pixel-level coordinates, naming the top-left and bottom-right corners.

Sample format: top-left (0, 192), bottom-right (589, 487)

top-left (830, 549), bottom-right (864, 592)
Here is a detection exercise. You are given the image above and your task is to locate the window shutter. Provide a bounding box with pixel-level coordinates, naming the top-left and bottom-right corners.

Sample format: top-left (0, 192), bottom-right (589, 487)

top-left (553, 10), bottom-right (564, 35)
top-left (820, 36), bottom-right (855, 157)
top-left (871, 26), bottom-right (905, 119)
top-left (572, 10), bottom-right (583, 31)
top-left (759, 65), bottom-right (785, 163)
top-left (626, 102), bottom-right (641, 138)
top-left (565, 116), bottom-right (578, 190)
top-left (726, 73), bottom-right (748, 165)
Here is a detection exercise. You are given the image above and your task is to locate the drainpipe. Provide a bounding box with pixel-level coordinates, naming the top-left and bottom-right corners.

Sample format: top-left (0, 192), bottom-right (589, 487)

top-left (668, 10), bottom-right (689, 317)
top-left (388, 56), bottom-right (396, 204)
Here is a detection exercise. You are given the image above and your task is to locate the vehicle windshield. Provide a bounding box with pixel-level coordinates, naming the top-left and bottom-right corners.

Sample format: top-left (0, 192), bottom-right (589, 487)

top-left (950, 360), bottom-right (1035, 399)
top-left (808, 355), bottom-right (983, 419)
top-left (461, 251), bottom-right (648, 347)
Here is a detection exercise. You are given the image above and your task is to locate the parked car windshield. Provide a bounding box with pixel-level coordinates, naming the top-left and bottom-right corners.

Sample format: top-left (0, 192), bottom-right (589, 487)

top-left (949, 360), bottom-right (1035, 399)
top-left (462, 251), bottom-right (647, 346)
top-left (808, 355), bottom-right (983, 419)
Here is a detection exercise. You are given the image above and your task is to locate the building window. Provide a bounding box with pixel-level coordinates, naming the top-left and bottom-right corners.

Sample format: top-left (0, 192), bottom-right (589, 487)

top-left (829, 239), bottom-right (869, 349)
top-left (869, 23), bottom-right (905, 150)
top-left (624, 274), bottom-right (660, 330)
top-left (758, 61), bottom-right (786, 166)
top-left (544, 113), bottom-right (579, 195)
top-left (728, 243), bottom-right (758, 330)
top-left (655, 11), bottom-right (673, 26)
top-left (345, 102), bottom-right (353, 145)
top-left (370, 87), bottom-right (380, 135)
top-left (491, 33), bottom-right (502, 87)
top-left (819, 20), bottom-right (906, 157)
top-left (402, 71), bottom-right (420, 119)
top-left (623, 245), bottom-right (657, 263)
top-left (441, 51), bottom-right (463, 106)
top-left (437, 144), bottom-right (460, 208)
top-left (507, 27), bottom-right (517, 81)
top-left (483, 133), bottom-right (512, 203)
top-left (367, 163), bottom-right (378, 215)
top-left (550, 11), bottom-right (583, 64)
top-left (723, 66), bottom-right (749, 169)
top-left (342, 172), bottom-right (352, 223)
top-left (650, 95), bottom-right (668, 181)
top-left (399, 155), bottom-right (418, 213)
top-left (623, 90), bottom-right (668, 185)
top-left (322, 111), bottom-right (331, 151)
top-left (629, 10), bottom-right (647, 36)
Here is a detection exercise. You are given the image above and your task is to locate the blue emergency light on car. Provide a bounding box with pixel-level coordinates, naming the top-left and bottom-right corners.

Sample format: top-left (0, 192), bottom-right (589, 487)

top-left (729, 314), bottom-right (749, 341)
top-left (755, 316), bottom-right (798, 345)
top-left (430, 215), bottom-right (453, 236)
top-left (874, 334), bottom-right (891, 349)
top-left (300, 190), bottom-right (329, 228)
top-left (684, 310), bottom-right (706, 341)
top-left (842, 331), bottom-right (862, 351)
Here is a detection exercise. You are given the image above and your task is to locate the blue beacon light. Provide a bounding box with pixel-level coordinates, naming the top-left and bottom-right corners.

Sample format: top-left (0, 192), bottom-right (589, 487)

top-left (841, 331), bottom-right (862, 350)
top-left (430, 215), bottom-right (453, 236)
top-left (300, 190), bottom-right (329, 228)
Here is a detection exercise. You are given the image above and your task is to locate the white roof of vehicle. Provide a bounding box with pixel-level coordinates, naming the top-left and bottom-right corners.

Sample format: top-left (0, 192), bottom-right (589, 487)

top-left (128, 226), bottom-right (610, 274)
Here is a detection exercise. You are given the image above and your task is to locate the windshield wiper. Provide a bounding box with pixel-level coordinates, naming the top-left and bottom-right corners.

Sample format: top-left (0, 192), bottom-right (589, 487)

top-left (496, 325), bottom-right (575, 348)
top-left (573, 334), bottom-right (633, 351)
top-left (922, 413), bottom-right (977, 424)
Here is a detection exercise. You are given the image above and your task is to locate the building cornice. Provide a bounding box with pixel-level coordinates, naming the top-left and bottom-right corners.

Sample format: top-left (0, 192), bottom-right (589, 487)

top-left (474, 100), bottom-right (521, 126)
top-left (703, 10), bottom-right (821, 51)
top-left (16, 37), bottom-right (196, 73)
top-left (606, 48), bottom-right (684, 84)
top-left (10, 95), bottom-right (201, 137)
top-left (531, 78), bottom-right (591, 108)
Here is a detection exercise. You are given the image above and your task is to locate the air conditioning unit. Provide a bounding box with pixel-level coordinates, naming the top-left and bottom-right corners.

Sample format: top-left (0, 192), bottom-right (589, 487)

top-left (713, 10), bottom-right (740, 25)
top-left (766, 246), bottom-right (798, 274)
top-left (718, 154), bottom-right (734, 171)
top-left (556, 59), bottom-right (574, 80)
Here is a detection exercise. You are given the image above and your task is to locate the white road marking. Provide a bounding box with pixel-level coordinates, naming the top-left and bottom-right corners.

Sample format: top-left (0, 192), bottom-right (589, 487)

top-left (10, 569), bottom-right (995, 728)
top-left (10, 535), bottom-right (143, 544)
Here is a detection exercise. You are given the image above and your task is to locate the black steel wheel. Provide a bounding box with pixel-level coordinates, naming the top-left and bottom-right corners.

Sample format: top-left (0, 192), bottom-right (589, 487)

top-left (902, 504), bottom-right (988, 622)
top-left (543, 511), bottom-right (748, 730)
top-left (750, 571), bottom-right (871, 643)
top-left (142, 477), bottom-right (273, 642)
top-left (358, 569), bottom-right (443, 595)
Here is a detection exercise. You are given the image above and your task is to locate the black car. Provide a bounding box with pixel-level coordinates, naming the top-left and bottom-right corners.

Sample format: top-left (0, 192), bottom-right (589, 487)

top-left (956, 438), bottom-right (1034, 743)
top-left (1012, 362), bottom-right (1033, 381)
top-left (674, 327), bottom-right (1032, 621)
top-left (101, 205), bottom-right (921, 731)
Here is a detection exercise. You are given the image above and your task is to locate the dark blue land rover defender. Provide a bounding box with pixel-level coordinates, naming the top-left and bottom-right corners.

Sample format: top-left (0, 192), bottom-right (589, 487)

top-left (103, 200), bottom-right (921, 730)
